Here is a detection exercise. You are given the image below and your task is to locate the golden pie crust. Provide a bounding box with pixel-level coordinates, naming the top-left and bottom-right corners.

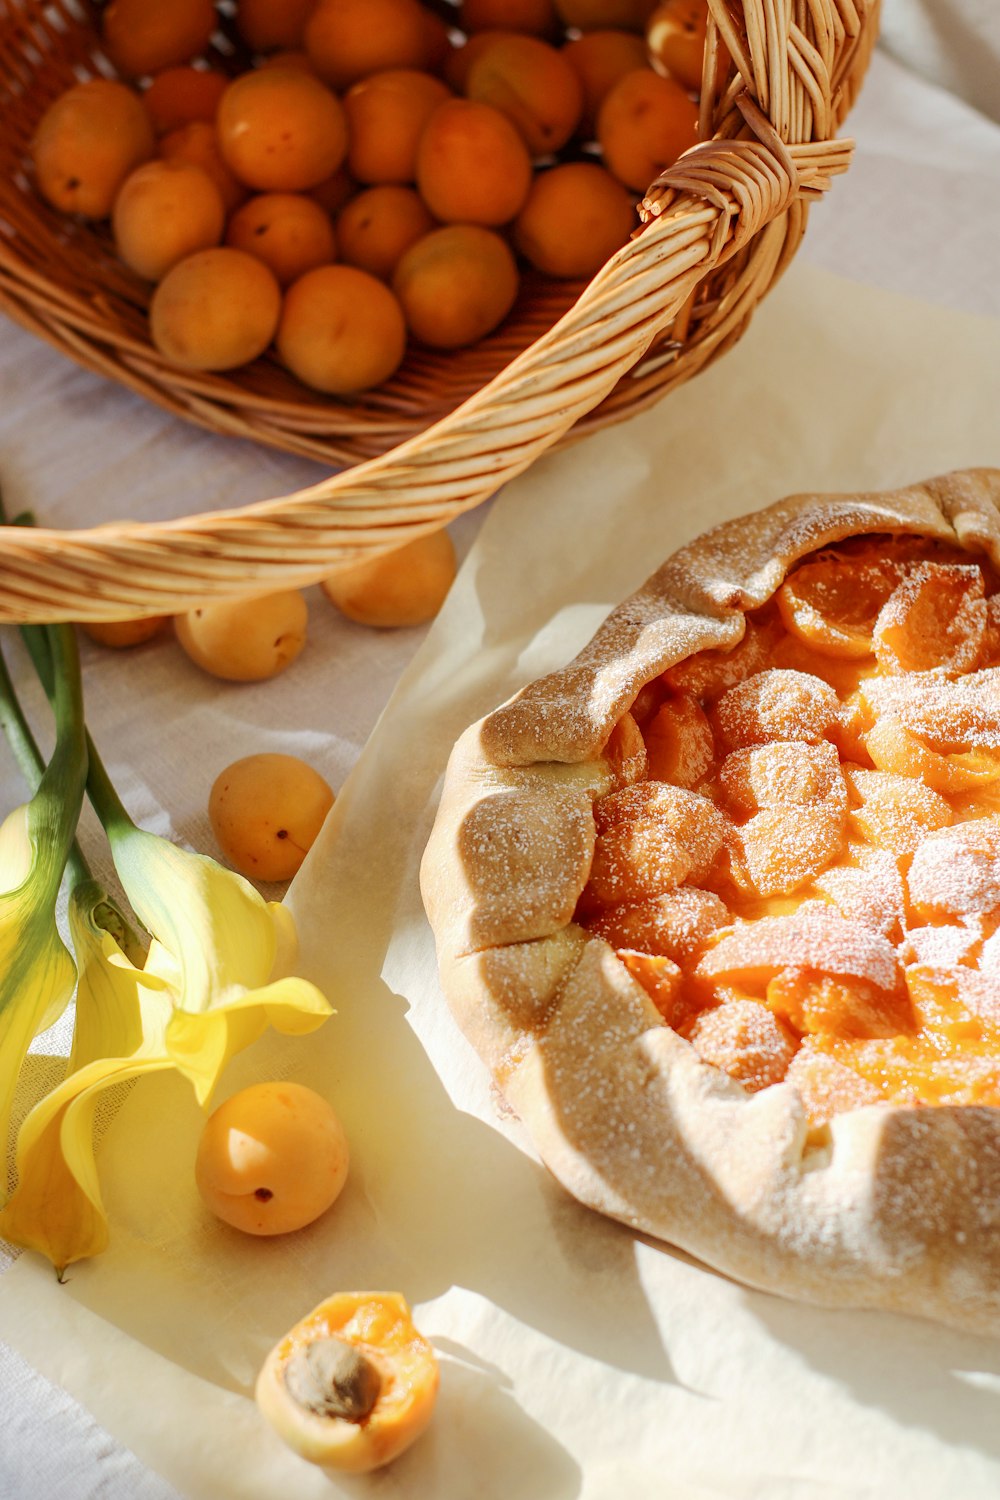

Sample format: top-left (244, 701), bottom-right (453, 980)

top-left (420, 467), bottom-right (1000, 1333)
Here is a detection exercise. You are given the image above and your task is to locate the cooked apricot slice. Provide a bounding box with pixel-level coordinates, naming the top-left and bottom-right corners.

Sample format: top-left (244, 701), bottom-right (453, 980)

top-left (812, 847), bottom-right (906, 941)
top-left (873, 562), bottom-right (986, 676)
top-left (785, 1040), bottom-right (884, 1126)
top-left (712, 669), bottom-right (842, 752)
top-left (587, 885), bottom-right (730, 964)
top-left (683, 999), bottom-right (797, 1092)
top-left (697, 909), bottom-right (901, 995)
top-left (866, 717), bottom-right (1000, 793)
top-left (844, 765), bottom-right (952, 855)
top-left (903, 924), bottom-right (983, 969)
top-left (767, 967), bottom-right (914, 1039)
top-left (601, 710), bottom-right (648, 789)
top-left (714, 739), bottom-right (845, 820)
top-left (738, 805), bottom-right (844, 898)
top-left (582, 817), bottom-right (692, 907)
top-left (861, 672), bottom-right (1000, 754)
top-left (593, 781), bottom-right (727, 877)
top-left (256, 1291), bottom-right (438, 1472)
top-left (663, 614), bottom-right (782, 702)
top-left (618, 949), bottom-right (688, 1026)
top-left (643, 692), bottom-right (714, 786)
top-left (907, 821), bottom-right (1000, 922)
top-left (776, 553), bottom-right (900, 659)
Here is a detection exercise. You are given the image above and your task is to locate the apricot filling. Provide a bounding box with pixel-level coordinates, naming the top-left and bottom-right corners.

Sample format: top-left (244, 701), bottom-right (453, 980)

top-left (579, 536), bottom-right (1000, 1126)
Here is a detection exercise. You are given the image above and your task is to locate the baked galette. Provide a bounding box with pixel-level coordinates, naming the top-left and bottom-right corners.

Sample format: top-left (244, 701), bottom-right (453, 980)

top-left (421, 467), bottom-right (1000, 1332)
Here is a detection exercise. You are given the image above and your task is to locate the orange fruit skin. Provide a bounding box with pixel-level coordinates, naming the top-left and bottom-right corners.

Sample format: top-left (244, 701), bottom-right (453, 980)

top-left (209, 753), bottom-right (335, 881)
top-left (175, 589), bottom-right (308, 680)
top-left (32, 80), bottom-right (155, 219)
top-left (321, 529), bottom-right (457, 627)
top-left (563, 28), bottom-right (649, 135)
top-left (336, 185), bottom-right (435, 281)
top-left (597, 66), bottom-right (699, 190)
top-left (343, 69), bottom-right (452, 185)
top-left (226, 193), bottom-right (337, 287)
top-left (143, 67), bottom-right (228, 134)
top-left (514, 161), bottom-right (636, 278)
top-left (277, 265), bottom-right (408, 394)
top-left (217, 68), bottom-right (349, 192)
top-left (305, 0), bottom-right (434, 90)
top-left (102, 0), bottom-right (217, 77)
top-left (458, 0), bottom-right (560, 35)
top-left (160, 119), bottom-right (248, 213)
top-left (393, 224), bottom-right (519, 349)
top-left (554, 0), bottom-right (658, 30)
top-left (113, 159), bottom-right (225, 282)
top-left (150, 247), bottom-right (282, 371)
top-left (416, 99), bottom-right (533, 225)
top-left (647, 0), bottom-right (710, 92)
top-left (464, 33), bottom-right (584, 156)
top-left (236, 0), bottom-right (317, 52)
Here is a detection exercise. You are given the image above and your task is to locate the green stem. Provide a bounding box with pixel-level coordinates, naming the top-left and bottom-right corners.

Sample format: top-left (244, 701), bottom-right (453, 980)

top-left (0, 640), bottom-right (91, 890)
top-left (21, 624), bottom-right (135, 839)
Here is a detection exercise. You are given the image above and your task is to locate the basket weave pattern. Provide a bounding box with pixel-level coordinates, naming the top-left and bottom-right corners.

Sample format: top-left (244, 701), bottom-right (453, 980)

top-left (0, 0), bottom-right (878, 623)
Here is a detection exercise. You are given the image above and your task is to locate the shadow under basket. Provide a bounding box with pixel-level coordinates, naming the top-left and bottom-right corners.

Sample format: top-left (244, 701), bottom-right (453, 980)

top-left (0, 0), bottom-right (879, 623)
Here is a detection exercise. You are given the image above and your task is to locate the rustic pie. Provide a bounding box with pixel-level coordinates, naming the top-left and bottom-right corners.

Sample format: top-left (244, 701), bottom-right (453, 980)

top-left (421, 467), bottom-right (1000, 1333)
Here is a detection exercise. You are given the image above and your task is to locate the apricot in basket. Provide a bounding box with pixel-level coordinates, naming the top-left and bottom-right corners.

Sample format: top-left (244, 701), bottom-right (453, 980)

top-left (225, 192), bottom-right (337, 287)
top-left (336, 185), bottom-right (435, 281)
top-left (31, 80), bottom-right (154, 220)
top-left (277, 264), bottom-right (408, 393)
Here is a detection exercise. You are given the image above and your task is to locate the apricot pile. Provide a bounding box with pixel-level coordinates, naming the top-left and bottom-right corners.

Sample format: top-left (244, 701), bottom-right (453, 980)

top-left (30, 0), bottom-right (716, 393)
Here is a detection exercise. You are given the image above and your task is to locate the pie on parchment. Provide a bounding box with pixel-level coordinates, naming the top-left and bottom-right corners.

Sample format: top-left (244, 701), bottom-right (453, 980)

top-left (420, 466), bottom-right (1000, 1334)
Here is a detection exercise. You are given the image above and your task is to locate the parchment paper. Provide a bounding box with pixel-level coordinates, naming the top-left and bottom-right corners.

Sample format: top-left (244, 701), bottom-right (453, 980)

top-left (2, 261), bottom-right (1000, 1499)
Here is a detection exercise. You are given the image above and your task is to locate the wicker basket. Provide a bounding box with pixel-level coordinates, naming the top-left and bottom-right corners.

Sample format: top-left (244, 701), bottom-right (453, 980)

top-left (0, 0), bottom-right (878, 624)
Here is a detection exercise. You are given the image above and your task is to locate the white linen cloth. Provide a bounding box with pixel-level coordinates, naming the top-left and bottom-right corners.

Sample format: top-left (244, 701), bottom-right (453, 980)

top-left (1, 37), bottom-right (999, 1500)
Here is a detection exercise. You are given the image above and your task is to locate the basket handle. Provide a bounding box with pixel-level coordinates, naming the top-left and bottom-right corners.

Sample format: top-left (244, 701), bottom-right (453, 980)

top-left (0, 8), bottom-right (867, 624)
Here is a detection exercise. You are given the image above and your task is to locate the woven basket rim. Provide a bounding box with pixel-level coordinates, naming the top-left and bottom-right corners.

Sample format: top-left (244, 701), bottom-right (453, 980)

top-left (0, 0), bottom-right (880, 622)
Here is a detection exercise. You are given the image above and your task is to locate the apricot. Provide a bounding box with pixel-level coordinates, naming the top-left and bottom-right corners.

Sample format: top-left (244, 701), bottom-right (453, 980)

top-left (226, 193), bottom-right (337, 287)
top-left (31, 80), bottom-right (155, 219)
top-left (873, 562), bottom-right (986, 676)
top-left (160, 120), bottom-right (247, 213)
top-left (305, 0), bottom-right (433, 89)
top-left (459, 0), bottom-right (559, 34)
top-left (711, 669), bottom-right (842, 752)
top-left (151, 247), bottom-right (281, 370)
top-left (465, 34), bottom-right (584, 155)
top-left (563, 29), bottom-right (649, 135)
top-left (416, 99), bottom-right (533, 225)
top-left (79, 616), bottom-right (169, 648)
top-left (685, 1000), bottom-right (796, 1092)
top-left (174, 588), bottom-right (308, 680)
top-left (514, 161), bottom-right (636, 278)
top-left (256, 1291), bottom-right (439, 1473)
top-left (217, 68), bottom-right (348, 192)
top-left (309, 165), bottom-right (357, 215)
top-left (777, 553), bottom-right (900, 659)
top-left (102, 0), bottom-right (217, 77)
top-left (554, 0), bottom-right (658, 29)
top-left (236, 0), bottom-right (317, 52)
top-left (393, 224), bottom-right (519, 348)
top-left (336, 185), bottom-right (434, 281)
top-left (209, 753), bottom-right (335, 881)
top-left (643, 692), bottom-right (715, 786)
top-left (647, 0), bottom-right (709, 92)
top-left (277, 265), bottom-right (407, 394)
top-left (597, 67), bottom-right (699, 191)
top-left (320, 529), bottom-right (457, 628)
top-left (442, 30), bottom-right (510, 93)
top-left (113, 159), bottom-right (225, 281)
top-left (143, 67), bottom-right (228, 134)
top-left (196, 1082), bottom-right (349, 1236)
top-left (344, 69), bottom-right (451, 184)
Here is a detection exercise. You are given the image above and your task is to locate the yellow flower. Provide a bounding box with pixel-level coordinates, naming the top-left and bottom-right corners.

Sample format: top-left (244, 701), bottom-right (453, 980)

top-left (0, 862), bottom-right (331, 1272)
